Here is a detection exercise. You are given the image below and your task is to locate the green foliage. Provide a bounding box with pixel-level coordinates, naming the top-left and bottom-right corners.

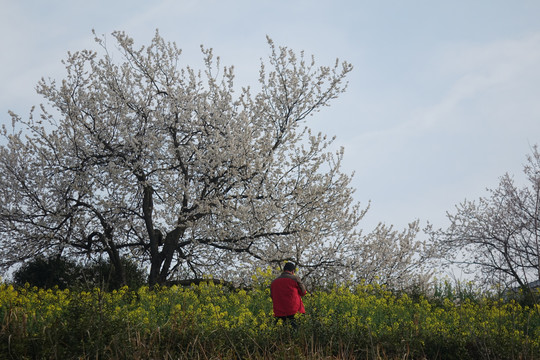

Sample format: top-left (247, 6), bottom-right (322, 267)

top-left (431, 279), bottom-right (483, 305)
top-left (13, 256), bottom-right (81, 289)
top-left (80, 257), bottom-right (147, 291)
top-left (504, 285), bottom-right (540, 308)
top-left (0, 278), bottom-right (538, 359)
top-left (12, 255), bottom-right (146, 291)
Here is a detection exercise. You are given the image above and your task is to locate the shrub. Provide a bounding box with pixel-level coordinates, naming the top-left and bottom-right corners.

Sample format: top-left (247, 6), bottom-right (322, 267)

top-left (80, 257), bottom-right (146, 291)
top-left (12, 255), bottom-right (146, 290)
top-left (13, 256), bottom-right (81, 289)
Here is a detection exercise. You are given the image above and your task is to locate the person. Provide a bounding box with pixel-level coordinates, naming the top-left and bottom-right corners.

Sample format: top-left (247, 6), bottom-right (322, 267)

top-left (270, 262), bottom-right (307, 328)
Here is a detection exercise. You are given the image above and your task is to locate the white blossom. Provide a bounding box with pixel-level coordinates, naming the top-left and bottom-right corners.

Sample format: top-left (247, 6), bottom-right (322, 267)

top-left (434, 145), bottom-right (540, 290)
top-left (0, 30), bottom-right (430, 288)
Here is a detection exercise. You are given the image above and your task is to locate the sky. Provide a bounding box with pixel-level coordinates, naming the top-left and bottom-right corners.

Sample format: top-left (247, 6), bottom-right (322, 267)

top-left (2, 0), bottom-right (540, 234)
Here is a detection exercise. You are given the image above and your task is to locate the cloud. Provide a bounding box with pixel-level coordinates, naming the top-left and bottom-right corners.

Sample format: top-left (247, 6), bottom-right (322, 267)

top-left (340, 32), bottom-right (540, 230)
top-left (352, 32), bottom-right (540, 157)
top-left (418, 32), bottom-right (540, 131)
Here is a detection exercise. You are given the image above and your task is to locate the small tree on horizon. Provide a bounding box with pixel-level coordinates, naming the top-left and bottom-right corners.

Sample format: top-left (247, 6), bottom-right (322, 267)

top-left (434, 145), bottom-right (540, 292)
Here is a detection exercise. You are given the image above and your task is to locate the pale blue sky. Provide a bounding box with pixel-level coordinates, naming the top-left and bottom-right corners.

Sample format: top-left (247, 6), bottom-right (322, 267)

top-left (2, 0), bottom-right (540, 232)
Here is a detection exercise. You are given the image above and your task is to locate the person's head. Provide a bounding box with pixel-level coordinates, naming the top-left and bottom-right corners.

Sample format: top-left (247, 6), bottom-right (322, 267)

top-left (283, 262), bottom-right (296, 273)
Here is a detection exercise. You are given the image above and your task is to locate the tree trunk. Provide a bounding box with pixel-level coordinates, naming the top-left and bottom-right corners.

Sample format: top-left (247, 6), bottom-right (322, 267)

top-left (106, 239), bottom-right (126, 287)
top-left (158, 227), bottom-right (184, 284)
top-left (148, 226), bottom-right (184, 287)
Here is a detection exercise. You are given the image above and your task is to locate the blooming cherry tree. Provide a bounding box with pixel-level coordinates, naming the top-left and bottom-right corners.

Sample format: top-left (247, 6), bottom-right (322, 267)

top-left (435, 146), bottom-right (540, 289)
top-left (0, 31), bottom-right (430, 287)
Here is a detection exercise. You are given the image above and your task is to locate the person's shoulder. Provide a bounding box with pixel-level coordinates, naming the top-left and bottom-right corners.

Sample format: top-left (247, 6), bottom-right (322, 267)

top-left (279, 273), bottom-right (300, 281)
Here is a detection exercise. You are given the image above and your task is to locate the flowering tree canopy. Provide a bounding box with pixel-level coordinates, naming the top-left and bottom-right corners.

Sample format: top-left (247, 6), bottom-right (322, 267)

top-left (435, 146), bottom-right (540, 289)
top-left (0, 31), bottom-right (430, 287)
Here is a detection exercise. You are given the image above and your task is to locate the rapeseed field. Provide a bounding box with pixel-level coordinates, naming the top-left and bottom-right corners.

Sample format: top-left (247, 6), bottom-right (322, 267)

top-left (0, 271), bottom-right (538, 359)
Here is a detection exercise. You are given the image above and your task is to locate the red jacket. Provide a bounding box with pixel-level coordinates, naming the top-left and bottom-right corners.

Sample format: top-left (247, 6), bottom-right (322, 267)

top-left (270, 272), bottom-right (306, 317)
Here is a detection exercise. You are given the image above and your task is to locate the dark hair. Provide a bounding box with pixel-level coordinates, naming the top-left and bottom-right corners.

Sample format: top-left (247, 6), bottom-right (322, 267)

top-left (283, 262), bottom-right (296, 272)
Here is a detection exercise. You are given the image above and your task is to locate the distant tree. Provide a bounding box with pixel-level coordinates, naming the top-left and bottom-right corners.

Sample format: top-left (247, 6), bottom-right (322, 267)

top-left (352, 221), bottom-right (437, 290)
top-left (12, 255), bottom-right (146, 290)
top-left (434, 146), bottom-right (540, 290)
top-left (84, 256), bottom-right (146, 290)
top-left (0, 30), bottom-right (432, 288)
top-left (13, 256), bottom-right (80, 289)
